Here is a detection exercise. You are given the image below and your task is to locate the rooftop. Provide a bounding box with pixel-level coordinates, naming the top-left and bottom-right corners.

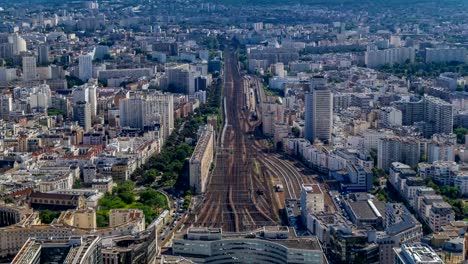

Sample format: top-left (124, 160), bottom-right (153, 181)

top-left (179, 227), bottom-right (322, 251)
top-left (396, 244), bottom-right (444, 264)
top-left (302, 183), bottom-right (323, 194)
top-left (189, 125), bottom-right (214, 162)
top-left (30, 192), bottom-right (80, 200)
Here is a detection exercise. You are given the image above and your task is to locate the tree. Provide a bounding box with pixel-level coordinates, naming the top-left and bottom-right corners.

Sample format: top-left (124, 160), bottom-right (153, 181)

top-left (454, 127), bottom-right (468, 144)
top-left (96, 210), bottom-right (109, 227)
top-left (140, 189), bottom-right (167, 209)
top-left (113, 181), bottom-right (135, 195)
top-left (118, 192), bottom-right (135, 204)
top-left (3, 197), bottom-right (14, 204)
top-left (73, 179), bottom-right (83, 189)
top-left (98, 195), bottom-right (127, 210)
top-left (425, 178), bottom-right (441, 193)
top-left (39, 210), bottom-right (61, 224)
top-left (291, 127), bottom-right (300, 138)
top-left (175, 148), bottom-right (188, 160)
top-left (143, 169), bottom-right (159, 184)
top-left (441, 186), bottom-right (461, 199)
top-left (66, 75), bottom-right (84, 88)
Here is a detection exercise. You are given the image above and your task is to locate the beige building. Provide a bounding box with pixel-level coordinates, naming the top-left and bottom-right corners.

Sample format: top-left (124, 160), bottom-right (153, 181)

top-left (262, 102), bottom-right (285, 137)
top-left (91, 178), bottom-right (113, 194)
top-left (109, 209), bottom-right (145, 231)
top-left (189, 125), bottom-right (214, 194)
top-left (38, 172), bottom-right (74, 193)
top-left (0, 208), bottom-right (146, 257)
top-left (300, 184), bottom-right (325, 231)
top-left (59, 208), bottom-right (97, 229)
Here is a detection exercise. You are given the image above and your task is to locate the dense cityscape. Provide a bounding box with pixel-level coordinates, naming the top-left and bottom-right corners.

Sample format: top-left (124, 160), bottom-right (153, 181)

top-left (0, 0), bottom-right (466, 263)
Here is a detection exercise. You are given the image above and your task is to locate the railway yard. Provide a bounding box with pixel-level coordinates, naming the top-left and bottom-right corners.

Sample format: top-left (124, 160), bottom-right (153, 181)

top-left (190, 47), bottom-right (335, 232)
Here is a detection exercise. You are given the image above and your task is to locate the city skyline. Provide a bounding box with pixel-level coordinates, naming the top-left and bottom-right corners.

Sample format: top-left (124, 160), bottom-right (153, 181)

top-left (0, 0), bottom-right (466, 263)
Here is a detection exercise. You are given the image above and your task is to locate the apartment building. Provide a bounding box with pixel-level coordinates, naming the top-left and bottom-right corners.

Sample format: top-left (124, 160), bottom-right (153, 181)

top-left (189, 125), bottom-right (214, 194)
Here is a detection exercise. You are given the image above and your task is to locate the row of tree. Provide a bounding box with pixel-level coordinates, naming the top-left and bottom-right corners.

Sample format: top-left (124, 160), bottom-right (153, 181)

top-left (131, 76), bottom-right (223, 191)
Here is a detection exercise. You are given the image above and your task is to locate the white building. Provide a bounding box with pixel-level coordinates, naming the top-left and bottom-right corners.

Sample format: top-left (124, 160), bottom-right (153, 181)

top-left (72, 84), bottom-right (97, 118)
top-left (8, 34), bottom-right (26, 55)
top-left (166, 64), bottom-right (196, 95)
top-left (427, 140), bottom-right (454, 163)
top-left (29, 84), bottom-right (51, 111)
top-left (0, 67), bottom-right (18, 85)
top-left (79, 54), bottom-right (93, 82)
top-left (454, 172), bottom-right (468, 196)
top-left (189, 125), bottom-right (214, 194)
top-left (394, 244), bottom-right (444, 264)
top-left (22, 56), bottom-right (37, 81)
top-left (304, 77), bottom-right (333, 144)
top-left (120, 94), bottom-right (174, 139)
top-left (425, 48), bottom-right (466, 63)
top-left (379, 107), bottom-right (402, 127)
top-left (73, 101), bottom-right (92, 132)
top-left (418, 161), bottom-right (458, 186)
top-left (300, 184), bottom-right (324, 231)
top-left (0, 93), bottom-right (13, 119)
top-left (365, 46), bottom-right (415, 68)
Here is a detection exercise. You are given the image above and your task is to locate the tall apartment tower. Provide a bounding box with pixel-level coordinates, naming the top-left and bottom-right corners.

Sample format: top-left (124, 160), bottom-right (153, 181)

top-left (0, 93), bottom-right (12, 120)
top-left (424, 95), bottom-right (453, 136)
top-left (119, 97), bottom-right (146, 130)
top-left (88, 84), bottom-right (97, 117)
top-left (72, 84), bottom-right (97, 118)
top-left (37, 44), bottom-right (49, 65)
top-left (8, 33), bottom-right (26, 55)
top-left (304, 76), bottom-right (333, 144)
top-left (393, 97), bottom-right (424, 126)
top-left (22, 56), bottom-right (37, 81)
top-left (79, 54), bottom-right (93, 82)
top-left (147, 94), bottom-right (174, 139)
top-left (120, 94), bottom-right (174, 139)
top-left (378, 136), bottom-right (420, 172)
top-left (74, 101), bottom-right (92, 132)
top-left (166, 64), bottom-right (196, 95)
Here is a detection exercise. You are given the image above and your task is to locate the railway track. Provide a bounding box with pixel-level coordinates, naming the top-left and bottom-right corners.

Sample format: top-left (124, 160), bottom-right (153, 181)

top-left (194, 47), bottom-right (277, 232)
top-left (193, 46), bottom-right (309, 232)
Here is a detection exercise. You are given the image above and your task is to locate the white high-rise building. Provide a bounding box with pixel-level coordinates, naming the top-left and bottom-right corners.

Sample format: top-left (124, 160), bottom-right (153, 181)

top-left (93, 45), bottom-right (109, 60)
top-left (0, 67), bottom-right (17, 85)
top-left (425, 48), bottom-right (466, 63)
top-left (120, 94), bottom-right (174, 139)
top-left (72, 84), bottom-right (97, 118)
top-left (166, 64), bottom-right (196, 95)
top-left (0, 93), bottom-right (12, 120)
top-left (88, 85), bottom-right (97, 117)
top-left (423, 95), bottom-right (453, 136)
top-left (304, 77), bottom-right (333, 144)
top-left (119, 97), bottom-right (146, 130)
top-left (8, 34), bottom-right (26, 55)
top-left (22, 56), bottom-right (37, 81)
top-left (37, 44), bottom-right (49, 65)
top-left (379, 107), bottom-right (403, 127)
top-left (300, 183), bottom-right (324, 231)
top-left (73, 101), bottom-right (92, 132)
top-left (29, 84), bottom-right (51, 112)
top-left (79, 54), bottom-right (93, 82)
top-left (147, 93), bottom-right (174, 139)
top-left (365, 46), bottom-right (415, 68)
